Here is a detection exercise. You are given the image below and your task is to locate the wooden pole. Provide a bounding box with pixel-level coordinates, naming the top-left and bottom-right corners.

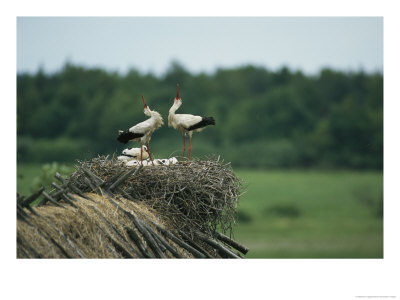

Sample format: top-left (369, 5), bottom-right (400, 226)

top-left (19, 187), bottom-right (44, 207)
top-left (215, 232), bottom-right (249, 255)
top-left (195, 231), bottom-right (240, 259)
top-left (109, 165), bottom-right (142, 191)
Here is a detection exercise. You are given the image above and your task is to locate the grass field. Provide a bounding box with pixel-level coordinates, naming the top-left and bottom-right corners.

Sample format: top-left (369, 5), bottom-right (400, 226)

top-left (17, 163), bottom-right (383, 258)
top-left (234, 169), bottom-right (383, 258)
top-left (17, 163), bottom-right (75, 196)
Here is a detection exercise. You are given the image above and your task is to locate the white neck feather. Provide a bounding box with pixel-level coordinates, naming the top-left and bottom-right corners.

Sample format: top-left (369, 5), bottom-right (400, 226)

top-left (150, 110), bottom-right (164, 128)
top-left (168, 99), bottom-right (182, 127)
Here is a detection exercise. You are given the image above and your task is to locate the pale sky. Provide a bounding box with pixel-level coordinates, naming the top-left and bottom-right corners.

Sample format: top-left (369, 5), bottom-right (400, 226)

top-left (17, 17), bottom-right (383, 76)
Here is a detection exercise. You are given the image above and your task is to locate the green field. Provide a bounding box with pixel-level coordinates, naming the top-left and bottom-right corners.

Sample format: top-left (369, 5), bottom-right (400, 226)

top-left (234, 170), bottom-right (383, 258)
top-left (17, 163), bottom-right (75, 196)
top-left (17, 164), bottom-right (383, 258)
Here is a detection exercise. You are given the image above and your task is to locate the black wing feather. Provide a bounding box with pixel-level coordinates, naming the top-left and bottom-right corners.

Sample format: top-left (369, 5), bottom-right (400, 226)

top-left (187, 117), bottom-right (216, 131)
top-left (117, 130), bottom-right (144, 144)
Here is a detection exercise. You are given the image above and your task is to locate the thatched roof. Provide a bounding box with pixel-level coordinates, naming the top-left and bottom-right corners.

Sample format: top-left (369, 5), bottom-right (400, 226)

top-left (17, 156), bottom-right (248, 258)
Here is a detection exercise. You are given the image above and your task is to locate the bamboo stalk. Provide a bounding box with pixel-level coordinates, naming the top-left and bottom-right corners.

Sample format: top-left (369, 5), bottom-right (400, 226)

top-left (99, 234), bottom-right (120, 258)
top-left (43, 217), bottom-right (85, 258)
top-left (215, 232), bottom-right (249, 255)
top-left (81, 166), bottom-right (104, 186)
top-left (105, 195), bottom-right (165, 258)
top-left (109, 165), bottom-right (142, 191)
top-left (17, 193), bottom-right (25, 204)
top-left (17, 206), bottom-right (33, 226)
top-left (83, 177), bottom-right (99, 192)
top-left (54, 172), bottom-right (66, 184)
top-left (195, 231), bottom-right (240, 259)
top-left (47, 186), bottom-right (76, 207)
top-left (47, 189), bottom-right (65, 202)
top-left (117, 189), bottom-right (136, 201)
top-left (94, 223), bottom-right (132, 258)
top-left (39, 191), bottom-right (64, 207)
top-left (104, 201), bottom-right (152, 258)
top-left (33, 224), bottom-right (73, 258)
top-left (179, 230), bottom-right (213, 258)
top-left (47, 235), bottom-right (73, 258)
top-left (69, 183), bottom-right (91, 199)
top-left (55, 172), bottom-right (90, 200)
top-left (60, 193), bottom-right (78, 208)
top-left (25, 204), bottom-right (40, 217)
top-left (142, 226), bottom-right (166, 258)
top-left (51, 182), bottom-right (64, 191)
top-left (149, 229), bottom-right (183, 258)
top-left (150, 232), bottom-right (167, 253)
top-left (100, 169), bottom-right (125, 189)
top-left (123, 225), bottom-right (152, 258)
top-left (90, 206), bottom-right (142, 258)
top-left (19, 187), bottom-right (44, 207)
top-left (145, 218), bottom-right (205, 258)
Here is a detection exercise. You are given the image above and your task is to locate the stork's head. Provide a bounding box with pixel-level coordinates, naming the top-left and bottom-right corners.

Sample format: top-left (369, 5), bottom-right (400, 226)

top-left (142, 95), bottom-right (152, 116)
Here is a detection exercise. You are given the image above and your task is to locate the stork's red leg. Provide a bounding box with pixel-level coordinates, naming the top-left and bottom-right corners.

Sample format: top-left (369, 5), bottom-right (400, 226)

top-left (189, 135), bottom-right (192, 161)
top-left (146, 142), bottom-right (154, 166)
top-left (182, 133), bottom-right (186, 161)
top-left (140, 145), bottom-right (143, 165)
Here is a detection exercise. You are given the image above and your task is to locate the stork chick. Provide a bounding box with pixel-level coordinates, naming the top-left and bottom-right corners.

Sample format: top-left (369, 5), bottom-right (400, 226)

top-left (125, 160), bottom-right (140, 167)
top-left (117, 155), bottom-right (131, 162)
top-left (117, 95), bottom-right (163, 165)
top-left (154, 158), bottom-right (169, 166)
top-left (169, 157), bottom-right (178, 165)
top-left (121, 146), bottom-right (149, 160)
top-left (168, 84), bottom-right (215, 161)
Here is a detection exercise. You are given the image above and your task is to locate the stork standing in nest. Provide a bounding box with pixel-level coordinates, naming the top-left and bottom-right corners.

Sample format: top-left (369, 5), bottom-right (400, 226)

top-left (117, 95), bottom-right (164, 165)
top-left (168, 84), bottom-right (215, 161)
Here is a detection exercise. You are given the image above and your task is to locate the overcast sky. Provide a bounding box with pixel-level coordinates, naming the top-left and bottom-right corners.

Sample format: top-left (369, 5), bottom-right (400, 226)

top-left (17, 17), bottom-right (382, 76)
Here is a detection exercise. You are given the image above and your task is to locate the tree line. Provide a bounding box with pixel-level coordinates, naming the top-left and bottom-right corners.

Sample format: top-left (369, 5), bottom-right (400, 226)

top-left (17, 62), bottom-right (383, 169)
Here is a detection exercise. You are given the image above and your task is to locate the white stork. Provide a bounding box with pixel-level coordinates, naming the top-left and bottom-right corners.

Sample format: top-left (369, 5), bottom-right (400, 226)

top-left (117, 95), bottom-right (164, 165)
top-left (168, 84), bottom-right (215, 161)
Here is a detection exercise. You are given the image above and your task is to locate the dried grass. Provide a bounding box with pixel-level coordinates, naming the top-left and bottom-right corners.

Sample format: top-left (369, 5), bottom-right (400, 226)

top-left (17, 193), bottom-right (193, 258)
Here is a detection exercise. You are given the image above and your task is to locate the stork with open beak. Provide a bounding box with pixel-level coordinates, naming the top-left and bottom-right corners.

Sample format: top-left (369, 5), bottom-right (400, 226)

top-left (117, 95), bottom-right (164, 165)
top-left (168, 84), bottom-right (215, 161)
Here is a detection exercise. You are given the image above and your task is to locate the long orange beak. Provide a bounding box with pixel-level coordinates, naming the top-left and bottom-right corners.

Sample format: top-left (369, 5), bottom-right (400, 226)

top-left (176, 84), bottom-right (180, 99)
top-left (142, 95), bottom-right (148, 108)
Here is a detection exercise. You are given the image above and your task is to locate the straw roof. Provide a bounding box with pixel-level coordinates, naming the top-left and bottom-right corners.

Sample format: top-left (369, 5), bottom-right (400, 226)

top-left (17, 156), bottom-right (248, 258)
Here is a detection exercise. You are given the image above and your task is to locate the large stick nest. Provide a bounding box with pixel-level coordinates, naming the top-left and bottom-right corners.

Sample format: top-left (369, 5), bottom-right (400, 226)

top-left (69, 156), bottom-right (243, 237)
